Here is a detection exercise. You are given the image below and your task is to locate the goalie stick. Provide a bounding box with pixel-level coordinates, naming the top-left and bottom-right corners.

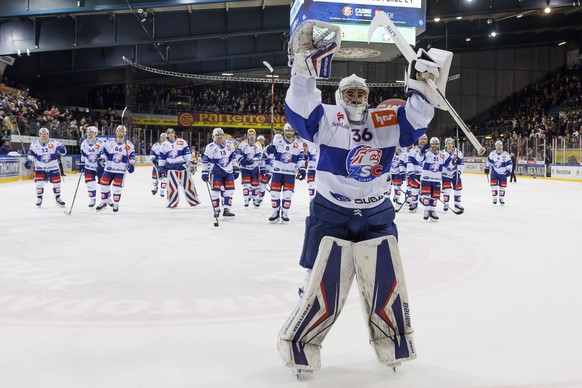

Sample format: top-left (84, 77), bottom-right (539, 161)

top-left (368, 12), bottom-right (486, 156)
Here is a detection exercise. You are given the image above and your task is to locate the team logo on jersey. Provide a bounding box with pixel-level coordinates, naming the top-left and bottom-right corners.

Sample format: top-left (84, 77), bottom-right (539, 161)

top-left (113, 153), bottom-right (124, 163)
top-left (281, 152), bottom-right (293, 163)
top-left (430, 162), bottom-right (440, 172)
top-left (219, 156), bottom-right (230, 166)
top-left (41, 153), bottom-right (51, 163)
top-left (371, 110), bottom-right (398, 128)
top-left (337, 112), bottom-right (345, 121)
top-left (346, 145), bottom-right (383, 182)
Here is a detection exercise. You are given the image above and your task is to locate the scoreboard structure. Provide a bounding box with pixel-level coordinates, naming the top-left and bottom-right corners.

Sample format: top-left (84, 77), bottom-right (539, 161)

top-left (290, 0), bottom-right (426, 61)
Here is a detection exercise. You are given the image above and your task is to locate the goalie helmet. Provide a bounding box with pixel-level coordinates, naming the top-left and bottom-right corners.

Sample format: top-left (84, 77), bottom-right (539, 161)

top-left (335, 74), bottom-right (369, 124)
top-left (39, 127), bottom-right (49, 136)
top-left (212, 127), bottom-right (224, 141)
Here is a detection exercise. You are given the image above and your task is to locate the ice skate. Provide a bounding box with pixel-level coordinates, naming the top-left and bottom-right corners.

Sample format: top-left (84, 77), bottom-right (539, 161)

top-left (443, 203), bottom-right (449, 211)
top-left (253, 200), bottom-right (261, 208)
top-left (493, 199), bottom-right (497, 205)
top-left (107, 198), bottom-right (114, 207)
top-left (36, 197), bottom-right (43, 207)
top-left (429, 211), bottom-right (439, 221)
top-left (499, 199), bottom-right (505, 205)
top-left (152, 186), bottom-right (158, 195)
top-left (292, 368), bottom-right (314, 378)
top-left (281, 212), bottom-right (290, 223)
top-left (95, 201), bottom-right (108, 211)
top-left (222, 208), bottom-right (235, 217)
top-left (455, 204), bottom-right (464, 212)
top-left (423, 212), bottom-right (429, 221)
top-left (269, 210), bottom-right (280, 223)
top-left (88, 198), bottom-right (96, 208)
top-left (160, 191), bottom-right (165, 197)
top-left (112, 203), bottom-right (119, 213)
top-left (409, 203), bottom-right (418, 212)
top-left (55, 196), bottom-right (66, 207)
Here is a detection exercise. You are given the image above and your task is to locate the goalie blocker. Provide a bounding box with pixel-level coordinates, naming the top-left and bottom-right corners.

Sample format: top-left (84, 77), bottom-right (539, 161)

top-left (278, 236), bottom-right (416, 372)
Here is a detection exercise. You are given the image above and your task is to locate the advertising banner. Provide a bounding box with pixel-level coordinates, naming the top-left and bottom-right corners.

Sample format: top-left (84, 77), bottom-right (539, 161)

top-left (177, 113), bottom-right (286, 130)
top-left (0, 157), bottom-right (20, 179)
top-left (515, 164), bottom-right (546, 177)
top-left (551, 165), bottom-right (582, 181)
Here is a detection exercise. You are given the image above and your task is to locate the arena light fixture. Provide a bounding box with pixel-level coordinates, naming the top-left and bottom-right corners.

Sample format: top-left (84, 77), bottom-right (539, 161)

top-left (456, 16), bottom-right (463, 20)
top-left (558, 41), bottom-right (566, 46)
top-left (434, 17), bottom-right (441, 22)
top-left (466, 37), bottom-right (472, 42)
top-left (490, 31), bottom-right (497, 37)
top-left (222, 73), bottom-right (233, 76)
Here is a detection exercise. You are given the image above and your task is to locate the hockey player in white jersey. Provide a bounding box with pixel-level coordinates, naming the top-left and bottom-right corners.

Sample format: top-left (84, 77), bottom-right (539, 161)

top-left (150, 133), bottom-right (168, 197)
top-left (24, 127), bottom-right (67, 207)
top-left (388, 146), bottom-right (405, 205)
top-left (305, 142), bottom-right (318, 200)
top-left (95, 125), bottom-right (135, 212)
top-left (485, 140), bottom-right (512, 205)
top-left (79, 126), bottom-right (104, 208)
top-left (256, 135), bottom-right (271, 206)
top-left (159, 128), bottom-right (200, 208)
top-left (235, 128), bottom-right (263, 207)
top-left (406, 134), bottom-right (427, 211)
top-left (442, 137), bottom-right (464, 213)
top-left (267, 123), bottom-right (306, 223)
top-left (201, 128), bottom-right (237, 218)
top-left (420, 137), bottom-right (450, 221)
top-left (279, 19), bottom-right (450, 374)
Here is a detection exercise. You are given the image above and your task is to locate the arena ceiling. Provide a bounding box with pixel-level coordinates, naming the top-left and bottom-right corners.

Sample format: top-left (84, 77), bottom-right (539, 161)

top-left (1, 0), bottom-right (582, 91)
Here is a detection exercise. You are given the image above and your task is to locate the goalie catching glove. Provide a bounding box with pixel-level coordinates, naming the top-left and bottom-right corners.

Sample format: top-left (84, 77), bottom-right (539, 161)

top-left (288, 20), bottom-right (342, 79)
top-left (405, 48), bottom-right (453, 110)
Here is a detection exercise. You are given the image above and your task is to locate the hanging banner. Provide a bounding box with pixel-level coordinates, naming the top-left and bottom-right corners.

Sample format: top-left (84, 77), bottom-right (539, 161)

top-left (177, 113), bottom-right (286, 129)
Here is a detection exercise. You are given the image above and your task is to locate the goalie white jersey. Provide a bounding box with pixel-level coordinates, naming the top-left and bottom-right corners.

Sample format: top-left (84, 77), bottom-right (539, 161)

top-left (285, 73), bottom-right (434, 209)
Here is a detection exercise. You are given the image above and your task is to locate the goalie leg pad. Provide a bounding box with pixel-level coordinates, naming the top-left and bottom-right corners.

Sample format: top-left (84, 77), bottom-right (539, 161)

top-left (183, 171), bottom-right (201, 206)
top-left (278, 236), bottom-right (355, 371)
top-left (353, 236), bottom-right (416, 366)
top-left (166, 170), bottom-right (181, 208)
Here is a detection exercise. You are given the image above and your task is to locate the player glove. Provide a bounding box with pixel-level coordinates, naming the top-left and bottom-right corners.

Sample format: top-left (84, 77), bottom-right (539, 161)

top-left (24, 160), bottom-right (32, 169)
top-left (78, 163), bottom-right (85, 173)
top-left (505, 170), bottom-right (511, 177)
top-left (151, 157), bottom-right (158, 166)
top-left (201, 171), bottom-right (209, 182)
top-left (127, 164), bottom-right (135, 174)
top-left (420, 143), bottom-right (430, 156)
top-left (298, 168), bottom-right (307, 181)
top-left (452, 158), bottom-right (461, 166)
top-left (240, 158), bottom-right (253, 167)
top-left (484, 167), bottom-right (490, 175)
top-left (233, 169), bottom-right (240, 180)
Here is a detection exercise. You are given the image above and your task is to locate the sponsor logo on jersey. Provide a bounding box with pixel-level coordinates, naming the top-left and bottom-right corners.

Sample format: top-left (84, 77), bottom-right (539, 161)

top-left (330, 191), bottom-right (351, 202)
top-left (354, 194), bottom-right (384, 204)
top-left (342, 6), bottom-right (353, 16)
top-left (371, 110), bottom-right (398, 127)
top-left (346, 145), bottom-right (383, 182)
top-left (331, 121), bottom-right (350, 130)
top-left (48, 143), bottom-right (54, 148)
top-left (337, 112), bottom-right (345, 121)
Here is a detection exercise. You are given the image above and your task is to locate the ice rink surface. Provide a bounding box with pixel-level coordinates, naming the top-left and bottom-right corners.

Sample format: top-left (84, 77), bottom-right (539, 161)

top-left (1, 167), bottom-right (581, 388)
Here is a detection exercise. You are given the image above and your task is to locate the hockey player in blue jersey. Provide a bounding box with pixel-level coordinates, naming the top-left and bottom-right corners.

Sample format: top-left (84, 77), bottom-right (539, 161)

top-left (278, 19), bottom-right (453, 374)
top-left (485, 140), bottom-right (512, 205)
top-left (24, 127), bottom-right (67, 207)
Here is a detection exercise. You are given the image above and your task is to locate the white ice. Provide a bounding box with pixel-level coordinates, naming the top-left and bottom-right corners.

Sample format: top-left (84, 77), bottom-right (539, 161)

top-left (1, 168), bottom-right (581, 388)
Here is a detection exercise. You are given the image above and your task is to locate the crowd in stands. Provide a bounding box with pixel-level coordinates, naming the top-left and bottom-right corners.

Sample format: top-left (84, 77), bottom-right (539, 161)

top-left (470, 68), bottom-right (582, 148)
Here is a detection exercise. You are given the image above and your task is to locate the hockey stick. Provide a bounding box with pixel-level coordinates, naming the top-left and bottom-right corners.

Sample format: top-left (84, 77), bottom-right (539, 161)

top-left (204, 180), bottom-right (219, 227)
top-left (436, 198), bottom-right (463, 215)
top-left (368, 12), bottom-right (486, 156)
top-left (65, 171), bottom-right (84, 215)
